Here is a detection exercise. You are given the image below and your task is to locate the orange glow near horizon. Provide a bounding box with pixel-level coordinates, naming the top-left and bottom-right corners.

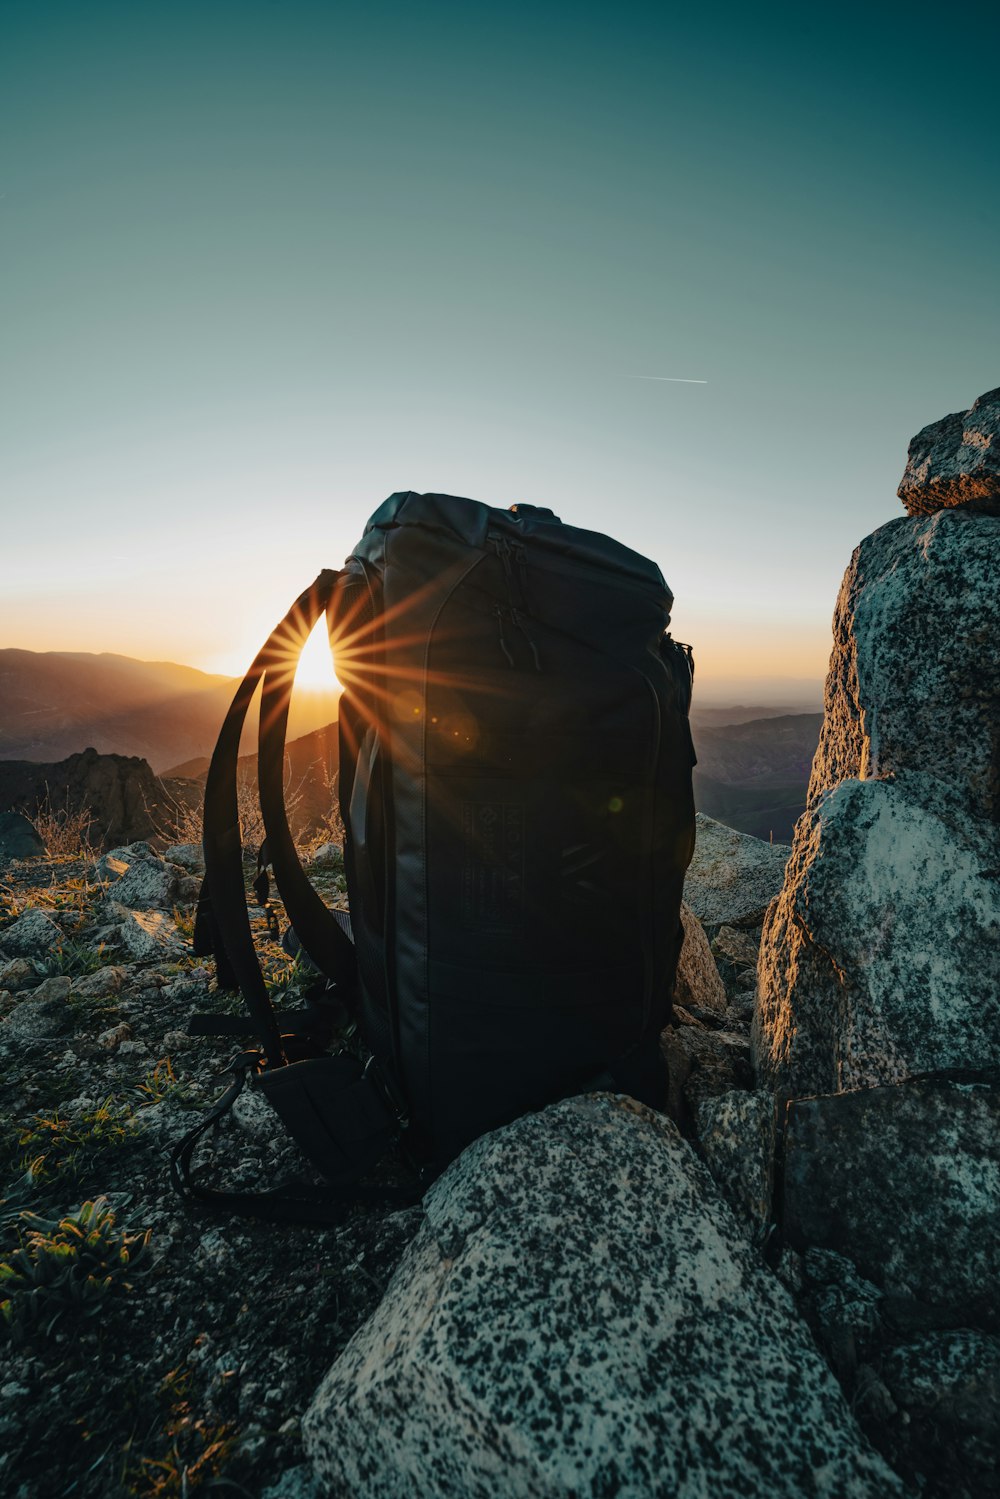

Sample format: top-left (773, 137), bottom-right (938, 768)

top-left (294, 617), bottom-right (343, 692)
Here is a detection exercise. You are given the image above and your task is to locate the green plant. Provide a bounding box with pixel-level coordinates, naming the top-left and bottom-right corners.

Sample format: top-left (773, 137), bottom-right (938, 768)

top-left (135, 1058), bottom-right (197, 1111)
top-left (130, 1365), bottom-right (236, 1498)
top-left (0, 1198), bottom-right (151, 1341)
top-left (15, 1097), bottom-right (138, 1188)
top-left (171, 905), bottom-right (196, 940)
top-left (35, 937), bottom-right (107, 978)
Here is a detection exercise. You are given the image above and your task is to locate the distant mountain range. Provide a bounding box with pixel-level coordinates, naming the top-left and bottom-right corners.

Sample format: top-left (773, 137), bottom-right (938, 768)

top-left (0, 648), bottom-right (822, 843)
top-left (691, 713), bottom-right (823, 842)
top-left (0, 649), bottom-right (337, 773)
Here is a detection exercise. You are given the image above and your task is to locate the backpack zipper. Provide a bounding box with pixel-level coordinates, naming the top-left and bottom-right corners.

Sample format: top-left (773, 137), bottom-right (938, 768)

top-left (489, 534), bottom-right (542, 671)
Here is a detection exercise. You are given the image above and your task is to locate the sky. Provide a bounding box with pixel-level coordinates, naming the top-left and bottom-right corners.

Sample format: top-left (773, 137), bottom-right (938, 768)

top-left (2, 0), bottom-right (998, 704)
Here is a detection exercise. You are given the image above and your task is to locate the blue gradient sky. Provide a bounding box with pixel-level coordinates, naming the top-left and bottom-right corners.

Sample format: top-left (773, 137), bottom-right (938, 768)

top-left (2, 1), bottom-right (997, 701)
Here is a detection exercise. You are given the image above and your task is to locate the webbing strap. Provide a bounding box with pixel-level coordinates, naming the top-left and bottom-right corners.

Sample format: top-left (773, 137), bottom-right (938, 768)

top-left (256, 577), bottom-right (358, 991)
top-left (198, 570), bottom-right (344, 1068)
top-left (169, 1055), bottom-right (420, 1225)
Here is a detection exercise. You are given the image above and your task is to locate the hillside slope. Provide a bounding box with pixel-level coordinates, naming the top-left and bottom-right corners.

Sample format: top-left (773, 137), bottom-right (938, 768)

top-left (0, 649), bottom-right (336, 772)
top-left (691, 713), bottom-right (823, 842)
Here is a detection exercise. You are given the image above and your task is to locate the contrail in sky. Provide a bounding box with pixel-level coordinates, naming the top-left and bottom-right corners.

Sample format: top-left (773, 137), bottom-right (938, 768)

top-left (626, 375), bottom-right (708, 383)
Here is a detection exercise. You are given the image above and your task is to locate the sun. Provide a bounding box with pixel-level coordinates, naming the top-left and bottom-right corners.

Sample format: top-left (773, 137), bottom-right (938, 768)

top-left (293, 617), bottom-right (343, 693)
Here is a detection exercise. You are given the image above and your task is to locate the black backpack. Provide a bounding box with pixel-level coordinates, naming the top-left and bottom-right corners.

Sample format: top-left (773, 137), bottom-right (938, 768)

top-left (174, 492), bottom-right (695, 1218)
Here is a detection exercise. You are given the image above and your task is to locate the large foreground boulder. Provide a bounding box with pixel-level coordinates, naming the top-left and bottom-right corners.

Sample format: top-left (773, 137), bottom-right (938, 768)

top-left (755, 508), bottom-right (1000, 1096)
top-left (303, 1094), bottom-right (902, 1498)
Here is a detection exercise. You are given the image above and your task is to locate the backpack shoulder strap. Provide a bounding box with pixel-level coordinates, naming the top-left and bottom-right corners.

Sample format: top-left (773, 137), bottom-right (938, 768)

top-left (195, 570), bottom-right (344, 1067)
top-left (255, 578), bottom-right (358, 991)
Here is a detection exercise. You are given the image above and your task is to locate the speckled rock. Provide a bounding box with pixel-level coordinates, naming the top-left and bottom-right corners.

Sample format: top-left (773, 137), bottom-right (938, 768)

top-left (802, 1249), bottom-right (885, 1381)
top-left (99, 848), bottom-right (182, 910)
top-left (662, 1019), bottom-right (753, 1125)
top-left (0, 811), bottom-right (47, 863)
top-left (712, 925), bottom-right (758, 967)
top-left (782, 1079), bottom-right (1000, 1322)
top-left (696, 1089), bottom-right (776, 1246)
top-left (805, 509), bottom-right (1000, 822)
top-left (72, 964), bottom-right (128, 998)
top-left (0, 957), bottom-right (38, 992)
top-left (898, 386), bottom-right (1000, 516)
top-left (674, 901), bottom-right (726, 1013)
top-left (1, 976), bottom-right (72, 1041)
top-left (163, 843), bottom-right (205, 873)
top-left (303, 1094), bottom-right (903, 1499)
top-left (112, 905), bottom-right (185, 960)
top-left (684, 814), bottom-right (789, 928)
top-left (879, 1330), bottom-right (1000, 1497)
top-left (756, 508), bottom-right (1000, 1096)
top-left (309, 843), bottom-right (342, 870)
top-left (1, 907), bottom-right (62, 958)
top-left (754, 773), bottom-right (1000, 1095)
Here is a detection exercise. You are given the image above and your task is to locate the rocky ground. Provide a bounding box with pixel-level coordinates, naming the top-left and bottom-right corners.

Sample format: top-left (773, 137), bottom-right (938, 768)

top-left (0, 843), bottom-right (422, 1499)
top-left (1, 832), bottom-right (995, 1497)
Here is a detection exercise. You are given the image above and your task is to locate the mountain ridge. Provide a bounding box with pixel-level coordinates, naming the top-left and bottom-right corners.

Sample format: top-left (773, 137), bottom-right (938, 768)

top-left (0, 648), bottom-right (337, 772)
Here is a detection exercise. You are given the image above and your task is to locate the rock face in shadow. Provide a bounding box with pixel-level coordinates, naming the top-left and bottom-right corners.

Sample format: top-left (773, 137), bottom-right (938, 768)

top-left (897, 386), bottom-right (1000, 516)
top-left (754, 509), bottom-right (1000, 1098)
top-left (783, 1079), bottom-right (1000, 1324)
top-left (0, 748), bottom-right (170, 849)
top-left (303, 1094), bottom-right (902, 1499)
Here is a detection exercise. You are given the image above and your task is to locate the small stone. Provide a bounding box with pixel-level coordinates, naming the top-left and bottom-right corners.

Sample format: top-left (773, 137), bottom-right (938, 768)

top-left (94, 854), bottom-right (130, 883)
top-left (309, 842), bottom-right (342, 869)
top-left (776, 1248), bottom-right (806, 1295)
top-left (0, 958), bottom-right (38, 993)
top-left (163, 843), bottom-right (205, 873)
top-left (117, 1038), bottom-right (149, 1057)
top-left (0, 812), bottom-right (47, 863)
top-left (232, 1087), bottom-right (282, 1144)
top-left (97, 1022), bottom-right (133, 1050)
top-left (674, 901), bottom-right (726, 1012)
top-left (712, 925), bottom-right (759, 966)
top-left (803, 1250), bottom-right (884, 1379)
top-left (2, 977), bottom-right (71, 1040)
top-left (72, 965), bottom-right (127, 999)
top-left (30, 976), bottom-right (72, 1005)
top-left (1, 908), bottom-right (62, 958)
top-left (663, 1020), bottom-right (753, 1123)
top-left (853, 1364), bottom-right (897, 1422)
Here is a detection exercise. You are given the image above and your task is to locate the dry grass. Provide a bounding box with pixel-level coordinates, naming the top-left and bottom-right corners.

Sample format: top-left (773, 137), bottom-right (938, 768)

top-left (32, 787), bottom-right (97, 857)
top-left (156, 763), bottom-right (325, 859)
